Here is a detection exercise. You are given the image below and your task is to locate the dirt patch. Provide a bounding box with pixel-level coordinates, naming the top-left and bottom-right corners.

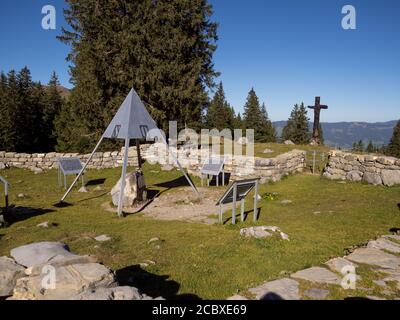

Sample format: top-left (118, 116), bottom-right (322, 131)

top-left (101, 187), bottom-right (235, 224)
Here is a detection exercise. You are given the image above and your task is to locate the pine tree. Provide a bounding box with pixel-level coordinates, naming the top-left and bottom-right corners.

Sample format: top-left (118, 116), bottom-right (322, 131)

top-left (386, 120), bottom-right (400, 157)
top-left (282, 103), bottom-right (310, 144)
top-left (357, 140), bottom-right (364, 152)
top-left (366, 140), bottom-right (375, 153)
top-left (243, 88), bottom-right (275, 142)
top-left (57, 0), bottom-right (219, 152)
top-left (206, 82), bottom-right (234, 131)
top-left (42, 72), bottom-right (63, 151)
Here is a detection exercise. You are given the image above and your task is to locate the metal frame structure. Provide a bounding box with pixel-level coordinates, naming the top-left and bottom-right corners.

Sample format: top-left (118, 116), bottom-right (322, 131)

top-left (57, 157), bottom-right (85, 189)
top-left (216, 178), bottom-right (260, 225)
top-left (60, 88), bottom-right (199, 217)
top-left (0, 175), bottom-right (9, 213)
top-left (200, 156), bottom-right (226, 187)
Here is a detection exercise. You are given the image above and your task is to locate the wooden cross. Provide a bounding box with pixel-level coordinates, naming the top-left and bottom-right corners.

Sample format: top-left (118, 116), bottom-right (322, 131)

top-left (308, 97), bottom-right (328, 144)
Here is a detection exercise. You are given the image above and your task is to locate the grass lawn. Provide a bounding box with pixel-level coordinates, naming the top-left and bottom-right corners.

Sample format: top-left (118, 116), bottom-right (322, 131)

top-left (0, 163), bottom-right (399, 299)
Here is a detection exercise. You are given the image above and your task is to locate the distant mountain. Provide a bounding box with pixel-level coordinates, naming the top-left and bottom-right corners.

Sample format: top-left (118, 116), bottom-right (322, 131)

top-left (273, 120), bottom-right (398, 148)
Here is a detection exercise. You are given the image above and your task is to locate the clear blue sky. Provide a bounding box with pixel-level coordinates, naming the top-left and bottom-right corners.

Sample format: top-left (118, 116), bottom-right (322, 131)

top-left (1, 0), bottom-right (399, 122)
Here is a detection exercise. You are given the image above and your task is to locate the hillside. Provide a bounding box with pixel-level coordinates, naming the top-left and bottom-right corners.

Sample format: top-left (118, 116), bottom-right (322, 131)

top-left (273, 120), bottom-right (397, 148)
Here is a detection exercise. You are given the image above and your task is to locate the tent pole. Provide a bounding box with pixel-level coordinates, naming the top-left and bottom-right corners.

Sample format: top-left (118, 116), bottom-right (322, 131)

top-left (117, 137), bottom-right (130, 217)
top-left (61, 136), bottom-right (104, 202)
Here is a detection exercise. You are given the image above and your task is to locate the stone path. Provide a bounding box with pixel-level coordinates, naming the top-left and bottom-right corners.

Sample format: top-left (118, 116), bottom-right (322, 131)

top-left (228, 234), bottom-right (400, 300)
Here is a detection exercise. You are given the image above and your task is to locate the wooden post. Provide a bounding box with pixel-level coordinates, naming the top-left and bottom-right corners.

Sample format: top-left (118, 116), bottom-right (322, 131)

top-left (136, 139), bottom-right (142, 169)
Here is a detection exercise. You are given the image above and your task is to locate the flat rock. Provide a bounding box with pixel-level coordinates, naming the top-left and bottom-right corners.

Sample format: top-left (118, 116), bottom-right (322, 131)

top-left (291, 267), bottom-right (341, 285)
top-left (10, 242), bottom-right (78, 268)
top-left (75, 286), bottom-right (147, 300)
top-left (240, 227), bottom-right (272, 239)
top-left (0, 256), bottom-right (25, 297)
top-left (280, 200), bottom-right (293, 205)
top-left (249, 278), bottom-right (300, 300)
top-left (346, 248), bottom-right (400, 269)
top-left (94, 235), bottom-right (111, 242)
top-left (304, 288), bottom-right (329, 300)
top-left (383, 234), bottom-right (400, 242)
top-left (325, 257), bottom-right (356, 274)
top-left (367, 238), bottom-right (400, 254)
top-left (262, 148), bottom-right (274, 154)
top-left (11, 263), bottom-right (115, 300)
top-left (284, 140), bottom-right (295, 145)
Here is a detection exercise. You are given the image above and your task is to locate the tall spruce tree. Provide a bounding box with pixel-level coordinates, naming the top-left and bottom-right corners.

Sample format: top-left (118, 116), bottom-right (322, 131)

top-left (387, 120), bottom-right (400, 157)
top-left (243, 88), bottom-right (275, 142)
top-left (366, 140), bottom-right (375, 153)
top-left (282, 103), bottom-right (310, 144)
top-left (57, 0), bottom-right (218, 152)
top-left (206, 82), bottom-right (234, 131)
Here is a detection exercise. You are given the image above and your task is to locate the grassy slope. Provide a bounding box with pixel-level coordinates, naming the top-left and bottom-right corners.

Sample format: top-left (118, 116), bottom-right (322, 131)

top-left (0, 163), bottom-right (399, 299)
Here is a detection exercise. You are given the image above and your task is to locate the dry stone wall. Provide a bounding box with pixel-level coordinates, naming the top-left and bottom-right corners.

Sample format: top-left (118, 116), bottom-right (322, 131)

top-left (323, 151), bottom-right (400, 186)
top-left (0, 145), bottom-right (306, 182)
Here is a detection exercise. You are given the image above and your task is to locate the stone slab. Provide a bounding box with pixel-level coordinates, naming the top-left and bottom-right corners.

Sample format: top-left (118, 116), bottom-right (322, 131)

top-left (346, 248), bottom-right (400, 270)
top-left (249, 278), bottom-right (300, 300)
top-left (291, 267), bottom-right (341, 285)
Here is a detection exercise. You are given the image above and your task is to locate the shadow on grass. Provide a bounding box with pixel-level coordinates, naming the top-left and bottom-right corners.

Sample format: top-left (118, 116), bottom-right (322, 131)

top-left (223, 208), bottom-right (261, 225)
top-left (116, 265), bottom-right (201, 300)
top-left (4, 206), bottom-right (55, 226)
top-left (154, 176), bottom-right (192, 190)
top-left (86, 178), bottom-right (106, 186)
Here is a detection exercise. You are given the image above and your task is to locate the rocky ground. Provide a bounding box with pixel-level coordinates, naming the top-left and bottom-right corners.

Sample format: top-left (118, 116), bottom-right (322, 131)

top-left (228, 234), bottom-right (400, 300)
top-left (0, 242), bottom-right (163, 300)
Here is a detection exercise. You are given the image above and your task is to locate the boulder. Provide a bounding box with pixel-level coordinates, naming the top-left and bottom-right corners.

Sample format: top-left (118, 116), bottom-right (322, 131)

top-left (362, 172), bottom-right (382, 185)
top-left (11, 263), bottom-right (115, 300)
top-left (10, 242), bottom-right (78, 268)
top-left (0, 256), bottom-right (25, 297)
top-left (240, 227), bottom-right (272, 239)
top-left (0, 162), bottom-right (6, 170)
top-left (380, 170), bottom-right (400, 187)
top-left (346, 170), bottom-right (362, 182)
top-left (110, 171), bottom-right (145, 207)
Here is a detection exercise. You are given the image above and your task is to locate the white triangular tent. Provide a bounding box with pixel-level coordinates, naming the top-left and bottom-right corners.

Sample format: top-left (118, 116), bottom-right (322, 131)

top-left (61, 88), bottom-right (200, 217)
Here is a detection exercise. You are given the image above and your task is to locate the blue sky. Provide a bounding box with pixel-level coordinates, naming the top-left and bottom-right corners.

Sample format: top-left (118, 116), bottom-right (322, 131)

top-left (0, 0), bottom-right (399, 122)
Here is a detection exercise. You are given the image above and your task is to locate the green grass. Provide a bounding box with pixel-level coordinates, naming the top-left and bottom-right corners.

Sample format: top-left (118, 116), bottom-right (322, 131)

top-left (0, 163), bottom-right (399, 299)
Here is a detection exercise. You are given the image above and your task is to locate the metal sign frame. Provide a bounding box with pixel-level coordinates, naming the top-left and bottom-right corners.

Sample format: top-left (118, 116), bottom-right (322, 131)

top-left (201, 157), bottom-right (226, 187)
top-left (57, 157), bottom-right (85, 190)
top-left (216, 178), bottom-right (260, 224)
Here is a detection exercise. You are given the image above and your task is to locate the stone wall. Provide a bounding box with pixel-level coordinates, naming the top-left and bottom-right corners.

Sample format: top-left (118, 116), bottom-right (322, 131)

top-left (143, 143), bottom-right (306, 182)
top-left (1, 145), bottom-right (306, 182)
top-left (323, 151), bottom-right (400, 186)
top-left (0, 147), bottom-right (141, 172)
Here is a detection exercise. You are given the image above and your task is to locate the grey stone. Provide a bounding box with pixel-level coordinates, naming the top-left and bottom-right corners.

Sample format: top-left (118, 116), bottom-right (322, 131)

top-left (0, 256), bottom-right (25, 297)
top-left (75, 286), bottom-right (145, 300)
top-left (10, 242), bottom-right (78, 268)
top-left (367, 238), bottom-right (400, 253)
top-left (110, 171), bottom-right (141, 207)
top-left (346, 170), bottom-right (362, 182)
top-left (280, 200), bottom-right (293, 205)
top-left (17, 193), bottom-right (26, 199)
top-left (325, 257), bottom-right (356, 274)
top-left (148, 237), bottom-right (160, 244)
top-left (372, 280), bottom-right (388, 288)
top-left (291, 267), bottom-right (341, 285)
top-left (161, 164), bottom-right (174, 171)
top-left (304, 288), bottom-right (329, 300)
top-left (94, 235), bottom-right (111, 242)
top-left (240, 227), bottom-right (273, 239)
top-left (346, 248), bottom-right (400, 269)
top-left (362, 172), bottom-right (382, 185)
top-left (0, 162), bottom-right (5, 170)
top-left (30, 167), bottom-right (43, 174)
top-left (226, 294), bottom-right (249, 300)
top-left (284, 140), bottom-right (295, 145)
top-left (78, 186), bottom-right (88, 193)
top-left (262, 148), bottom-right (274, 154)
top-left (380, 169), bottom-right (400, 187)
top-left (11, 263), bottom-right (115, 300)
top-left (249, 278), bottom-right (300, 300)
top-left (36, 221), bottom-right (49, 228)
